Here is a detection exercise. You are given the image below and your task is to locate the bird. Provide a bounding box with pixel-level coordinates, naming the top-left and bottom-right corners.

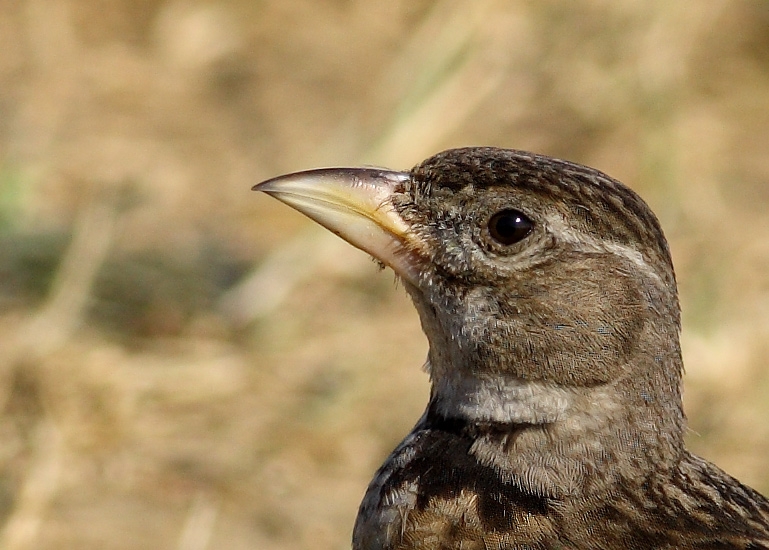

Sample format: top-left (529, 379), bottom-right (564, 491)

top-left (253, 147), bottom-right (769, 549)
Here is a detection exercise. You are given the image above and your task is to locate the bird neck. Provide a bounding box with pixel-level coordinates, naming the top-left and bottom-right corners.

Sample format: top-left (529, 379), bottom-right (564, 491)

top-left (405, 278), bottom-right (687, 497)
top-left (422, 363), bottom-right (686, 500)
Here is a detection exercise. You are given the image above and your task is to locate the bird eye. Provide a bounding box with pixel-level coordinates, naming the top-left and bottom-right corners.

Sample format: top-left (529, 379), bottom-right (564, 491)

top-left (488, 209), bottom-right (533, 245)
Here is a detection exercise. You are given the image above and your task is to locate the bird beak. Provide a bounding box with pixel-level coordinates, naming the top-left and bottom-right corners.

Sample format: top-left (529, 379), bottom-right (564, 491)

top-left (253, 168), bottom-right (422, 284)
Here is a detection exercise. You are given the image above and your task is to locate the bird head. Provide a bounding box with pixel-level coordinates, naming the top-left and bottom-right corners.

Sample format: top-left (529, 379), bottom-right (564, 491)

top-left (255, 147), bottom-right (686, 488)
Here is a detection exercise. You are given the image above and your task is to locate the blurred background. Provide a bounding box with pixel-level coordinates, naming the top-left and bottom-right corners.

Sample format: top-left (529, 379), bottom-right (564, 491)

top-left (0, 0), bottom-right (768, 548)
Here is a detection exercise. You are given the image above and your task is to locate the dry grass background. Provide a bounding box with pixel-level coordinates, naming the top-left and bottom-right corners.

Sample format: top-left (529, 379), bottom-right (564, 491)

top-left (0, 0), bottom-right (768, 548)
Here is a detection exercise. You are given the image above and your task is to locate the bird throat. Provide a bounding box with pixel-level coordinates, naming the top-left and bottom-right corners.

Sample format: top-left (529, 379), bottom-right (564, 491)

top-left (429, 370), bottom-right (572, 425)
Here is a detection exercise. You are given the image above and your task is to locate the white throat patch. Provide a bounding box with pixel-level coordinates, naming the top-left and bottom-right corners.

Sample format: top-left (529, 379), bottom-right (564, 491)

top-left (431, 371), bottom-right (573, 425)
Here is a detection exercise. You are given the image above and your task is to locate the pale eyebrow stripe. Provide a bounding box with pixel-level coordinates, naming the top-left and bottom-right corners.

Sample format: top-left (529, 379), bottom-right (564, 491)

top-left (544, 212), bottom-right (666, 290)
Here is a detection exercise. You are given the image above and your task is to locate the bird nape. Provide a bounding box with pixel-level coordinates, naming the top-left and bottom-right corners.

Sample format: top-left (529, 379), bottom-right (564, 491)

top-left (253, 147), bottom-right (769, 550)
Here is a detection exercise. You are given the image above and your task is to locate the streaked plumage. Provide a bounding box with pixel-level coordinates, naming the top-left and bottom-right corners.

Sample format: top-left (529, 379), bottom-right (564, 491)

top-left (254, 147), bottom-right (769, 549)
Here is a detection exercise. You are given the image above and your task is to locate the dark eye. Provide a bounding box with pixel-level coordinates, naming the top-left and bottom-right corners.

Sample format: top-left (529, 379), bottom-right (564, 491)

top-left (488, 209), bottom-right (533, 245)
